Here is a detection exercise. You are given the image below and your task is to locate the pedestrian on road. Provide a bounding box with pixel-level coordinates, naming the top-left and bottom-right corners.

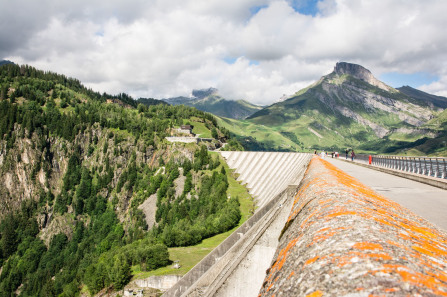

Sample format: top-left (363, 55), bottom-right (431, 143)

top-left (351, 150), bottom-right (356, 161)
top-left (345, 149), bottom-right (349, 159)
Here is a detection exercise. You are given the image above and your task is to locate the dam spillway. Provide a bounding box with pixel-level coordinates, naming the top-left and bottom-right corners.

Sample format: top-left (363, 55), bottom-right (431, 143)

top-left (219, 151), bottom-right (311, 210)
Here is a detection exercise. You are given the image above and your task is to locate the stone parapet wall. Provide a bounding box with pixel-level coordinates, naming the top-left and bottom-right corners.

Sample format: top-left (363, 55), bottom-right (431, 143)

top-left (259, 156), bottom-right (447, 296)
top-left (165, 137), bottom-right (199, 143)
top-left (134, 275), bottom-right (183, 291)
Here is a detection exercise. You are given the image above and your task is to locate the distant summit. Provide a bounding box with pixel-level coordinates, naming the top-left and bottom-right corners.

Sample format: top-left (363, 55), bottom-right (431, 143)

top-left (0, 60), bottom-right (13, 66)
top-left (243, 61), bottom-right (445, 153)
top-left (163, 88), bottom-right (262, 120)
top-left (334, 62), bottom-right (371, 77)
top-left (397, 85), bottom-right (447, 109)
top-left (192, 88), bottom-right (218, 99)
top-left (333, 62), bottom-right (392, 91)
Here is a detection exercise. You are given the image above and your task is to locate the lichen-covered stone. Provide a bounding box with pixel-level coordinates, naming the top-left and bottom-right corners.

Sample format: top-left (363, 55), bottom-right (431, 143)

top-left (258, 156), bottom-right (447, 297)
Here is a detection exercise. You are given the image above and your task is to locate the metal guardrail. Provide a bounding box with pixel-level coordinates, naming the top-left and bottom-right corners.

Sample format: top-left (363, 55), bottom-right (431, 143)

top-left (356, 154), bottom-right (447, 179)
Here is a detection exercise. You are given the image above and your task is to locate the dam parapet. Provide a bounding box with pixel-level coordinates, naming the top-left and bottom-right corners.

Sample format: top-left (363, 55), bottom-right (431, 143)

top-left (259, 156), bottom-right (447, 296)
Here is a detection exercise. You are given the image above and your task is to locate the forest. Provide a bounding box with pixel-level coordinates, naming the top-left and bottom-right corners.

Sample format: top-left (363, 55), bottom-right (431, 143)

top-left (0, 63), bottom-right (244, 296)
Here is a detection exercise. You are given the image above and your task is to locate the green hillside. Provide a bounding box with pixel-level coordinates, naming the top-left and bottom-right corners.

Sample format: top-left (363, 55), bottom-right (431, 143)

top-left (233, 62), bottom-right (447, 156)
top-left (164, 88), bottom-right (263, 120)
top-left (0, 63), bottom-right (247, 296)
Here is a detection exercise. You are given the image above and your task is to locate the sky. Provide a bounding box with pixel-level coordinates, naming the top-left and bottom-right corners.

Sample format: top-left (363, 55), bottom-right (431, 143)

top-left (2, 0), bottom-right (447, 105)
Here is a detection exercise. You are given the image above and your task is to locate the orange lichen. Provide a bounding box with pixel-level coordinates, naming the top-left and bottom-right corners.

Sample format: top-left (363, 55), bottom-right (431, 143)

top-left (304, 256), bottom-right (320, 266)
top-left (414, 242), bottom-right (447, 257)
top-left (259, 156), bottom-right (447, 297)
top-left (306, 290), bottom-right (323, 297)
top-left (353, 242), bottom-right (383, 251)
top-left (384, 288), bottom-right (400, 292)
top-left (326, 210), bottom-right (358, 218)
top-left (274, 239), bottom-right (297, 269)
top-left (377, 264), bottom-right (447, 296)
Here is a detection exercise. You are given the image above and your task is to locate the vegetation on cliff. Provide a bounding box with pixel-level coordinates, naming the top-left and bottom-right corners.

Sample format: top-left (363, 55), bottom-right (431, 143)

top-left (0, 63), bottom-right (244, 296)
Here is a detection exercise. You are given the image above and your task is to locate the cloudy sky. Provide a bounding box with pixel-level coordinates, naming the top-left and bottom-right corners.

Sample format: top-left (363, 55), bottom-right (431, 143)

top-left (2, 0), bottom-right (447, 105)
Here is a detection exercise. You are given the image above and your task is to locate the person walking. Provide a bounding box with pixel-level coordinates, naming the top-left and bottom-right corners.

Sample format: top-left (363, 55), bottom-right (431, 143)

top-left (345, 149), bottom-right (349, 159)
top-left (351, 149), bottom-right (356, 161)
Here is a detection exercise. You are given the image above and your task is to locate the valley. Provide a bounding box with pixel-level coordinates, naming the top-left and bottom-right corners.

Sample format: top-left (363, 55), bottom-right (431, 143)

top-left (0, 60), bottom-right (446, 297)
top-left (0, 63), bottom-right (247, 296)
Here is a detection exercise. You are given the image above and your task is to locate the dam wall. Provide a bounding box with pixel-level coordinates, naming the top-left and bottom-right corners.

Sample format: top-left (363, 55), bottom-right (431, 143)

top-left (219, 152), bottom-right (311, 209)
top-left (259, 156), bottom-right (447, 296)
top-left (163, 152), bottom-right (311, 297)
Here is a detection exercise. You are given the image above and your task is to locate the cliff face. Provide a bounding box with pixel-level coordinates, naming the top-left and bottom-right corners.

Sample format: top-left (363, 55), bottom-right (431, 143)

top-left (1, 124), bottom-right (150, 229)
top-left (333, 62), bottom-right (393, 92)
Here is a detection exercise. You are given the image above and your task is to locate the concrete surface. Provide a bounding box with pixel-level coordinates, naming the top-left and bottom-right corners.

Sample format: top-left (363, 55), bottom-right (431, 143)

top-left (259, 156), bottom-right (447, 297)
top-left (350, 157), bottom-right (447, 190)
top-left (163, 188), bottom-right (291, 297)
top-left (219, 152), bottom-right (311, 209)
top-left (135, 275), bottom-right (183, 291)
top-left (163, 152), bottom-right (311, 297)
top-left (213, 190), bottom-right (295, 297)
top-left (325, 157), bottom-right (447, 231)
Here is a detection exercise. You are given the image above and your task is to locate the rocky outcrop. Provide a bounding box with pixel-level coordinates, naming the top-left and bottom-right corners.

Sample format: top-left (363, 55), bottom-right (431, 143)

top-left (334, 62), bottom-right (393, 92)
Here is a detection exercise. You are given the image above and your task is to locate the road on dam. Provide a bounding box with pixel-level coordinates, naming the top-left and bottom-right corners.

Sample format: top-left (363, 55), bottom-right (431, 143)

top-left (326, 157), bottom-right (447, 232)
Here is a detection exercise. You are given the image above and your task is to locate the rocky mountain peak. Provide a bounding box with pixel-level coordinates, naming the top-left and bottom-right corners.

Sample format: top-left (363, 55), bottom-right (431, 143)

top-left (192, 87), bottom-right (218, 99)
top-left (333, 62), bottom-right (392, 92)
top-left (334, 62), bottom-right (372, 80)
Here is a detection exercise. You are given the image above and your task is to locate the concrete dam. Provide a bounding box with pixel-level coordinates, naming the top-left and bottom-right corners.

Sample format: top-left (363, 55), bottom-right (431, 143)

top-left (163, 152), bottom-right (312, 297)
top-left (163, 153), bottom-right (447, 296)
top-left (219, 151), bottom-right (311, 209)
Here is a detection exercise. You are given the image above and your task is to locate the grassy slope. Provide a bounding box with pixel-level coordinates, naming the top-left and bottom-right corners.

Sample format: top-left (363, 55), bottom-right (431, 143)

top-left (217, 117), bottom-right (304, 151)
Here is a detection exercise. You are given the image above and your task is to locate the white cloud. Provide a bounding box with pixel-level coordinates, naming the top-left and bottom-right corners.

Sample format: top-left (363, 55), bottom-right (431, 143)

top-left (3, 0), bottom-right (447, 105)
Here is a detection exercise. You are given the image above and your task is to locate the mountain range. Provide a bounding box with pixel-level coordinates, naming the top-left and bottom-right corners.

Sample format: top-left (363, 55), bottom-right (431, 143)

top-left (219, 62), bottom-right (447, 156)
top-left (163, 88), bottom-right (263, 120)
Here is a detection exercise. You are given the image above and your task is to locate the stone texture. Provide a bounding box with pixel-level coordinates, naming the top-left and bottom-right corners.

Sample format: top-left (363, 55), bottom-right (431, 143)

top-left (259, 156), bottom-right (447, 297)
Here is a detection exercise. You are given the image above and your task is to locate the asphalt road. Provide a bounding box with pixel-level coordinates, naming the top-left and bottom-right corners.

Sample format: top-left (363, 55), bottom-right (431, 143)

top-left (325, 157), bottom-right (447, 232)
